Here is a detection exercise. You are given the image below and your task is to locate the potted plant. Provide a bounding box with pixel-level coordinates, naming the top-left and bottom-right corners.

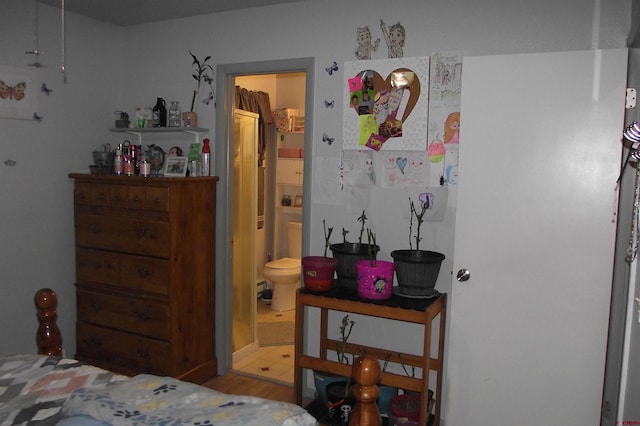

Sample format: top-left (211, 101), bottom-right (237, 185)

top-left (390, 197), bottom-right (445, 297)
top-left (184, 50), bottom-right (214, 128)
top-left (314, 314), bottom-right (356, 407)
top-left (329, 210), bottom-right (380, 291)
top-left (355, 230), bottom-right (395, 300)
top-left (301, 220), bottom-right (337, 292)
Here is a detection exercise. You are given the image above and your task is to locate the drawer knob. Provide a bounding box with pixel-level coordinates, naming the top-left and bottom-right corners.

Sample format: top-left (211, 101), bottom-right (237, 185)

top-left (85, 337), bottom-right (101, 347)
top-left (90, 301), bottom-right (102, 311)
top-left (89, 224), bottom-right (101, 234)
top-left (97, 192), bottom-right (106, 201)
top-left (137, 268), bottom-right (150, 278)
top-left (137, 347), bottom-right (150, 359)
top-left (135, 227), bottom-right (147, 238)
top-left (135, 310), bottom-right (150, 321)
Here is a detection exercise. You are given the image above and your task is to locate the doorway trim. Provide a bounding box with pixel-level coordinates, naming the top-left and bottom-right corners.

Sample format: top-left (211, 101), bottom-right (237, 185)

top-left (214, 58), bottom-right (315, 374)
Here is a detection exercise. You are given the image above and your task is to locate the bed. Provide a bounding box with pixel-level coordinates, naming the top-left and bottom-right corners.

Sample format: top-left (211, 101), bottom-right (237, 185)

top-left (0, 289), bottom-right (383, 426)
top-left (1, 289), bottom-right (319, 425)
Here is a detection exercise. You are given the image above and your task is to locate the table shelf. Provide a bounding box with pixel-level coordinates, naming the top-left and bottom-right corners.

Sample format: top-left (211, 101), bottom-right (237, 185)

top-left (293, 287), bottom-right (446, 425)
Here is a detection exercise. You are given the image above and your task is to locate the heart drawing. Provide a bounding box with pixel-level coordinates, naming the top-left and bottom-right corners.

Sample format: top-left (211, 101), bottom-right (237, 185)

top-left (348, 68), bottom-right (421, 151)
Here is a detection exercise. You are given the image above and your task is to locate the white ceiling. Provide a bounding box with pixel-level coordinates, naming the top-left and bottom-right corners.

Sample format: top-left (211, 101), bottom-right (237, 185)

top-left (37, 0), bottom-right (303, 26)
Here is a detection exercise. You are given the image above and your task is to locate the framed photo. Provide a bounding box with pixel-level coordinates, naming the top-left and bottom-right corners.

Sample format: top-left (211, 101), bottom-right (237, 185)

top-left (294, 194), bottom-right (303, 207)
top-left (0, 65), bottom-right (38, 120)
top-left (163, 156), bottom-right (188, 177)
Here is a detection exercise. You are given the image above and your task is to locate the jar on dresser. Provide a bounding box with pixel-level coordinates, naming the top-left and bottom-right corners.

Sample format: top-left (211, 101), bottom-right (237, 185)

top-left (69, 173), bottom-right (218, 383)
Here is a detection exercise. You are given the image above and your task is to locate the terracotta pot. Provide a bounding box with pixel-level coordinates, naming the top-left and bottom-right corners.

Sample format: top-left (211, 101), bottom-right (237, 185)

top-left (301, 256), bottom-right (337, 292)
top-left (183, 111), bottom-right (197, 128)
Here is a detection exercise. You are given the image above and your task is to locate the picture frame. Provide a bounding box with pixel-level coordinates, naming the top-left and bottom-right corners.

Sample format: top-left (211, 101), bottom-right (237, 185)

top-left (294, 194), bottom-right (303, 207)
top-left (0, 65), bottom-right (38, 120)
top-left (163, 156), bottom-right (188, 177)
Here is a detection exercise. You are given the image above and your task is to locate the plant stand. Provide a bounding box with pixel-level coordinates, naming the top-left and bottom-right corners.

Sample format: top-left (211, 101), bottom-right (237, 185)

top-left (294, 287), bottom-right (447, 426)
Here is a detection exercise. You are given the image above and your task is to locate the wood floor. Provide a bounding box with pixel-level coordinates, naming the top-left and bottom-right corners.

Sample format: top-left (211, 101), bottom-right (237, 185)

top-left (201, 372), bottom-right (296, 403)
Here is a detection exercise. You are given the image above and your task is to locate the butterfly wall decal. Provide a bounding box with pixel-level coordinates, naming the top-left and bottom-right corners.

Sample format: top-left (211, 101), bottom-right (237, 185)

top-left (201, 89), bottom-right (215, 106)
top-left (325, 61), bottom-right (338, 76)
top-left (324, 100), bottom-right (334, 108)
top-left (322, 133), bottom-right (334, 145)
top-left (0, 81), bottom-right (26, 101)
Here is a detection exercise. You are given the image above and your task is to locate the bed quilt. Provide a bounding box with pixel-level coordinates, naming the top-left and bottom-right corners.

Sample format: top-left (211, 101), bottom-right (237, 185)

top-left (62, 373), bottom-right (318, 425)
top-left (0, 354), bottom-right (128, 426)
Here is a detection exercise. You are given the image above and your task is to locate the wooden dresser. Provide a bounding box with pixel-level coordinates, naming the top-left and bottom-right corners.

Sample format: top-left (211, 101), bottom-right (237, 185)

top-left (69, 173), bottom-right (218, 383)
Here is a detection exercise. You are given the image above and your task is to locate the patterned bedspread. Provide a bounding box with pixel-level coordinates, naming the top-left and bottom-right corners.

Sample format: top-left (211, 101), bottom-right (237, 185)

top-left (0, 354), bottom-right (128, 425)
top-left (0, 355), bottom-right (317, 426)
top-left (62, 374), bottom-right (317, 425)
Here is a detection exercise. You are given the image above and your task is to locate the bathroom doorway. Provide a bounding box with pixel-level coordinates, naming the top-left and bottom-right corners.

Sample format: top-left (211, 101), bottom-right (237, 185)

top-left (214, 58), bottom-right (313, 382)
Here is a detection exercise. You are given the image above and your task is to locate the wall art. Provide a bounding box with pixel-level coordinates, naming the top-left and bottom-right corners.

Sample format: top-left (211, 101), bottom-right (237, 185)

top-left (0, 65), bottom-right (38, 120)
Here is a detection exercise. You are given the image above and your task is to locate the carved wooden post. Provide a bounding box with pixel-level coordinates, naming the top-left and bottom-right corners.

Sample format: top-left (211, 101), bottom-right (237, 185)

top-left (35, 288), bottom-right (63, 356)
top-left (349, 355), bottom-right (382, 426)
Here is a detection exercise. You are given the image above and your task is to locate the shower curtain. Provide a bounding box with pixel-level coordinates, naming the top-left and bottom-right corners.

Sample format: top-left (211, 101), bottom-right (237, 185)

top-left (235, 87), bottom-right (273, 229)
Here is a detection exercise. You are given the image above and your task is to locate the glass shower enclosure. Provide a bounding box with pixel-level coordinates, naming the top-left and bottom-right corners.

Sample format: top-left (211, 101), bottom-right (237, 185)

top-left (232, 108), bottom-right (259, 353)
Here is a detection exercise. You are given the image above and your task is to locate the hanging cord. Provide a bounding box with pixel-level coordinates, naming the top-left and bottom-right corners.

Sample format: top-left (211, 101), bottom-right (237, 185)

top-left (61, 0), bottom-right (66, 83)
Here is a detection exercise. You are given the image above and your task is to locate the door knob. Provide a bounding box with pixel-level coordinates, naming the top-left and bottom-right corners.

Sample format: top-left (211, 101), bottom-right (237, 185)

top-left (456, 269), bottom-right (470, 282)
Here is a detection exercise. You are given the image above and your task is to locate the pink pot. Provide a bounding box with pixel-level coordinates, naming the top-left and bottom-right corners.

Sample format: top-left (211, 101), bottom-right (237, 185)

top-left (302, 256), bottom-right (337, 292)
top-left (356, 259), bottom-right (394, 300)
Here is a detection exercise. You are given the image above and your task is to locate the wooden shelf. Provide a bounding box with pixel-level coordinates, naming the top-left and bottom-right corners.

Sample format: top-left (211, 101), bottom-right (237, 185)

top-left (293, 287), bottom-right (446, 425)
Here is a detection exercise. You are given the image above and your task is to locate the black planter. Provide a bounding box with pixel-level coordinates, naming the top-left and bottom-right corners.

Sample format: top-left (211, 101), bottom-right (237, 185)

top-left (391, 249), bottom-right (445, 295)
top-left (330, 243), bottom-right (380, 291)
top-left (325, 380), bottom-right (355, 426)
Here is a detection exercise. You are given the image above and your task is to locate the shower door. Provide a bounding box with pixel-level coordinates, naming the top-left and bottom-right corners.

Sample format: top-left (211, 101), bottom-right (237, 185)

top-left (232, 108), bottom-right (259, 352)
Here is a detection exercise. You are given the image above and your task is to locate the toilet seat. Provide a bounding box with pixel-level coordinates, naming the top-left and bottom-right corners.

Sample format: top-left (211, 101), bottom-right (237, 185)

top-left (265, 257), bottom-right (300, 269)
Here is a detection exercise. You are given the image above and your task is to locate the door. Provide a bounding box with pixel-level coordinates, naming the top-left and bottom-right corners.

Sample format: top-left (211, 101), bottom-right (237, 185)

top-left (446, 49), bottom-right (628, 425)
top-left (232, 108), bottom-right (259, 352)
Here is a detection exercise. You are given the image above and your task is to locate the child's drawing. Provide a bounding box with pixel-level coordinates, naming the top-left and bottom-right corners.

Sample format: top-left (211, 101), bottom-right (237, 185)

top-left (380, 20), bottom-right (405, 58)
top-left (431, 52), bottom-right (462, 96)
top-left (355, 26), bottom-right (380, 60)
top-left (380, 151), bottom-right (428, 187)
top-left (444, 112), bottom-right (460, 144)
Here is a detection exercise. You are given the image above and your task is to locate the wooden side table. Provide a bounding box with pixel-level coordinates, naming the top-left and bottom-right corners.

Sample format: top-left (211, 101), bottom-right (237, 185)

top-left (294, 287), bottom-right (447, 425)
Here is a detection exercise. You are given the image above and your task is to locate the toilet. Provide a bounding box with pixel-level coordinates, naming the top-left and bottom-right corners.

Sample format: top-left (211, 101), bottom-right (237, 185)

top-left (263, 221), bottom-right (302, 311)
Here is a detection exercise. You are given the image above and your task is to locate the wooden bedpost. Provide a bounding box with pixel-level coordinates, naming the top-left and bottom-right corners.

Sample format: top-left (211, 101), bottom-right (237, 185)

top-left (34, 288), bottom-right (63, 357)
top-left (349, 355), bottom-right (382, 426)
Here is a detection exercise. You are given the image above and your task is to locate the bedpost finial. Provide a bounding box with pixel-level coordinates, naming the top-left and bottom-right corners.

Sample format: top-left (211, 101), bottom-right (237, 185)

top-left (34, 288), bottom-right (63, 357)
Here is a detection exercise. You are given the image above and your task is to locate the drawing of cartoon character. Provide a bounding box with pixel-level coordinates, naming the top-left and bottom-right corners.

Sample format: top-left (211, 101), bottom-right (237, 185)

top-left (380, 20), bottom-right (405, 58)
top-left (355, 26), bottom-right (380, 60)
top-left (444, 112), bottom-right (460, 144)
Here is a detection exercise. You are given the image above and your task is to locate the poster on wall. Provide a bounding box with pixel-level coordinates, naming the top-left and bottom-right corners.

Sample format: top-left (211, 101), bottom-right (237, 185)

top-left (343, 57), bottom-right (430, 151)
top-left (427, 51), bottom-right (463, 185)
top-left (0, 66), bottom-right (38, 120)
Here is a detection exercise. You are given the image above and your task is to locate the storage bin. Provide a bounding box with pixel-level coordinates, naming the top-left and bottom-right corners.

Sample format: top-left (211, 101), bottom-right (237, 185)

top-left (273, 108), bottom-right (299, 132)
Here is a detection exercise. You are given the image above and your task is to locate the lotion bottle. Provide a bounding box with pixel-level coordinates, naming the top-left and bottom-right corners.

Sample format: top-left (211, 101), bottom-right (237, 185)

top-left (202, 138), bottom-right (211, 176)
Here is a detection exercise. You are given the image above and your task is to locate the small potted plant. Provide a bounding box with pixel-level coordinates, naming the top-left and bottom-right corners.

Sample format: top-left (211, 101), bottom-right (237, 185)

top-left (329, 210), bottom-right (380, 291)
top-left (184, 50), bottom-right (214, 128)
top-left (314, 315), bottom-right (356, 404)
top-left (355, 230), bottom-right (395, 300)
top-left (301, 220), bottom-right (337, 292)
top-left (391, 197), bottom-right (445, 297)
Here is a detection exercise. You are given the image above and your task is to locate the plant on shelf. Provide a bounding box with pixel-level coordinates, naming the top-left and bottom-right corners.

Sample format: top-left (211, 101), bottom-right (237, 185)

top-left (391, 197), bottom-right (445, 296)
top-left (330, 210), bottom-right (380, 290)
top-left (301, 220), bottom-right (337, 292)
top-left (356, 229), bottom-right (395, 300)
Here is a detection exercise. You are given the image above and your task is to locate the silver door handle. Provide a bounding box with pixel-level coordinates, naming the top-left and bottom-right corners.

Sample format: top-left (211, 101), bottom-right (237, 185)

top-left (457, 269), bottom-right (470, 282)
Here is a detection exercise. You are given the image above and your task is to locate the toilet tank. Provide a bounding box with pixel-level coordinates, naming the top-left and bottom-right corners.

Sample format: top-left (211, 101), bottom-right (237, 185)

top-left (287, 221), bottom-right (303, 259)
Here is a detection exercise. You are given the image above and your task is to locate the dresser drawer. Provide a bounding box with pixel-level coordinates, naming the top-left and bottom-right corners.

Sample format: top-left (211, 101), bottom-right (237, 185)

top-left (76, 288), bottom-right (169, 340)
top-left (75, 214), bottom-right (170, 257)
top-left (77, 322), bottom-right (169, 375)
top-left (128, 185), bottom-right (169, 212)
top-left (76, 248), bottom-right (119, 285)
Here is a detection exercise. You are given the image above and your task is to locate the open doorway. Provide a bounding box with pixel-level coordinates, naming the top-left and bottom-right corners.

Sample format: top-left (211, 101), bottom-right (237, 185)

top-left (214, 58), bottom-right (314, 381)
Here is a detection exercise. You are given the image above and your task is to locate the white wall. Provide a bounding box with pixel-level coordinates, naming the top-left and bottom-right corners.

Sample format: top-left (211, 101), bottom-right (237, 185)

top-left (0, 0), bottom-right (125, 356)
top-left (0, 0), bottom-right (632, 407)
